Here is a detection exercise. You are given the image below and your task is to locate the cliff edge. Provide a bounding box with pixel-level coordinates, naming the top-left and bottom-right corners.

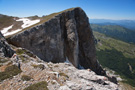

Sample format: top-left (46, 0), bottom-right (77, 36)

top-left (7, 7), bottom-right (105, 75)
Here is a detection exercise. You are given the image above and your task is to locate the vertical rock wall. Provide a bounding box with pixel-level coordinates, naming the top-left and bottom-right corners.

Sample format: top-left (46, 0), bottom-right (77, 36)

top-left (7, 7), bottom-right (105, 75)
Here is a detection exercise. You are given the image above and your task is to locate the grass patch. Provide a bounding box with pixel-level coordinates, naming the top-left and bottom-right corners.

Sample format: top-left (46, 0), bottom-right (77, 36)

top-left (54, 65), bottom-right (59, 67)
top-left (16, 49), bottom-right (36, 58)
top-left (59, 72), bottom-right (69, 78)
top-left (31, 64), bottom-right (45, 70)
top-left (24, 81), bottom-right (48, 90)
top-left (21, 75), bottom-right (32, 81)
top-left (16, 49), bottom-right (26, 55)
top-left (0, 65), bottom-right (22, 81)
top-left (19, 55), bottom-right (29, 63)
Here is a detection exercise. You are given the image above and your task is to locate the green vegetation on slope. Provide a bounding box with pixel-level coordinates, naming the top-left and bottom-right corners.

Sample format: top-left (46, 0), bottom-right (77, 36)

top-left (0, 65), bottom-right (22, 81)
top-left (24, 81), bottom-right (48, 90)
top-left (91, 24), bottom-right (135, 44)
top-left (94, 31), bottom-right (135, 87)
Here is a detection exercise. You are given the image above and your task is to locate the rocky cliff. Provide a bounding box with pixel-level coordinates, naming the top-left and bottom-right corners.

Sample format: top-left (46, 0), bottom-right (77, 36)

top-left (7, 7), bottom-right (105, 75)
top-left (0, 32), bottom-right (14, 57)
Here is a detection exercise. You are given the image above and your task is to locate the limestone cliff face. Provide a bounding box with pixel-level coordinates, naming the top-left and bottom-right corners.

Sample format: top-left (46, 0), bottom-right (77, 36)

top-left (0, 32), bottom-right (14, 57)
top-left (7, 7), bottom-right (105, 75)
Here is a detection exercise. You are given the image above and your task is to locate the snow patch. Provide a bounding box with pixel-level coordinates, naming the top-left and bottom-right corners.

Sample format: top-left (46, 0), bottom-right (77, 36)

top-left (3, 29), bottom-right (22, 36)
top-left (1, 25), bottom-right (13, 34)
top-left (16, 18), bottom-right (40, 29)
top-left (1, 18), bottom-right (40, 36)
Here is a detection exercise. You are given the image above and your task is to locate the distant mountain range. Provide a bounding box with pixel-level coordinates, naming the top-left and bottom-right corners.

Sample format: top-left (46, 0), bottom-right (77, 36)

top-left (91, 24), bottom-right (135, 44)
top-left (90, 19), bottom-right (135, 30)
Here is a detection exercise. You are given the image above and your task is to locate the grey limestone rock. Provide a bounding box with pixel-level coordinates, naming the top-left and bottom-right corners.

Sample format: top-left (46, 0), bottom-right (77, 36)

top-left (7, 7), bottom-right (105, 75)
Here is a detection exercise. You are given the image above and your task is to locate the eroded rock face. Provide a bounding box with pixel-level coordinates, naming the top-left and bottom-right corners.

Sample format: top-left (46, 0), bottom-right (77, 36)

top-left (0, 32), bottom-right (14, 57)
top-left (7, 7), bottom-right (105, 75)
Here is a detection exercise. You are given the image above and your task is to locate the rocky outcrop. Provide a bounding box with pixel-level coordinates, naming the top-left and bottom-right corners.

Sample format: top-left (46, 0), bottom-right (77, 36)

top-left (0, 32), bottom-right (14, 57)
top-left (7, 7), bottom-right (105, 75)
top-left (0, 53), bottom-right (119, 90)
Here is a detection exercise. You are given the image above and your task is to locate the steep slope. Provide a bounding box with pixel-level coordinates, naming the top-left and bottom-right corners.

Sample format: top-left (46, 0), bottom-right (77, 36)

top-left (7, 7), bottom-right (105, 75)
top-left (91, 24), bottom-right (135, 44)
top-left (94, 31), bottom-right (135, 87)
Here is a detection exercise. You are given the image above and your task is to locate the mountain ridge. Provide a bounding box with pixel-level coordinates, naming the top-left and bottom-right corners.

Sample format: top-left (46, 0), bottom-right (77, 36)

top-left (90, 19), bottom-right (135, 30)
top-left (91, 24), bottom-right (135, 44)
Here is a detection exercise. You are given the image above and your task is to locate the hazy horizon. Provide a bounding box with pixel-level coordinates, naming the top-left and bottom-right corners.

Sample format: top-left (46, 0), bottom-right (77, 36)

top-left (0, 0), bottom-right (135, 20)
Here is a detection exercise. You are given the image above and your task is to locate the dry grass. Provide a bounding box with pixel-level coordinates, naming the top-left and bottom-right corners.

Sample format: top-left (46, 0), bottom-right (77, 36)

top-left (24, 81), bottom-right (48, 90)
top-left (0, 65), bottom-right (22, 81)
top-left (21, 75), bottom-right (32, 81)
top-left (0, 14), bottom-right (14, 30)
top-left (31, 64), bottom-right (45, 70)
top-left (59, 72), bottom-right (69, 78)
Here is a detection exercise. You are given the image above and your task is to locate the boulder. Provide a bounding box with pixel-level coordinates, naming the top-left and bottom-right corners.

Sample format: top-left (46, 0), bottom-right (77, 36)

top-left (7, 7), bottom-right (105, 75)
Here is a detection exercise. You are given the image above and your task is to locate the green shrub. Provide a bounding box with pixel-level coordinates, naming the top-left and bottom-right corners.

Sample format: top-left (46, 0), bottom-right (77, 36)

top-left (21, 75), bottom-right (32, 81)
top-left (16, 49), bottom-right (25, 55)
top-left (0, 65), bottom-right (22, 81)
top-left (24, 81), bottom-right (48, 90)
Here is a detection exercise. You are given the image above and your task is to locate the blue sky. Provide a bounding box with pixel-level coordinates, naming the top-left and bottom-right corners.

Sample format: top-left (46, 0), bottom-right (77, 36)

top-left (0, 0), bottom-right (135, 20)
